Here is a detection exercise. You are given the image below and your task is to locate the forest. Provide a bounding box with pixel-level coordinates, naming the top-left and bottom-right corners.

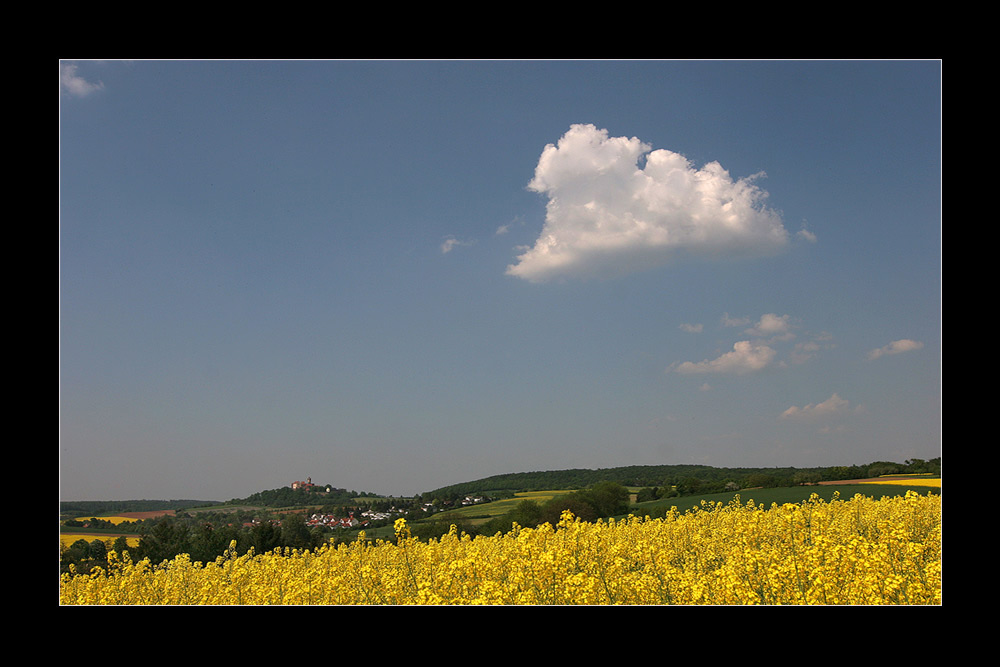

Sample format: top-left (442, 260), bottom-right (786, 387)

top-left (422, 458), bottom-right (941, 500)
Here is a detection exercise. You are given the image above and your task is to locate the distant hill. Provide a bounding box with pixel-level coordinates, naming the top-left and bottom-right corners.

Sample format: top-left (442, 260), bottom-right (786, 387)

top-left (60, 499), bottom-right (220, 517)
top-left (424, 459), bottom-right (940, 499)
top-left (226, 484), bottom-right (384, 508)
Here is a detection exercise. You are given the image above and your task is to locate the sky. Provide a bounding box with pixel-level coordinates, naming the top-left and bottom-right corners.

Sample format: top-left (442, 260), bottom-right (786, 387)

top-left (59, 60), bottom-right (941, 502)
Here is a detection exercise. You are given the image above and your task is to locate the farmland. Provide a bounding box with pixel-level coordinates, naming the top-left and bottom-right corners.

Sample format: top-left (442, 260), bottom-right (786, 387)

top-left (60, 533), bottom-right (140, 549)
top-left (60, 490), bottom-right (941, 605)
top-left (431, 490), bottom-right (576, 524)
top-left (59, 460), bottom-right (941, 604)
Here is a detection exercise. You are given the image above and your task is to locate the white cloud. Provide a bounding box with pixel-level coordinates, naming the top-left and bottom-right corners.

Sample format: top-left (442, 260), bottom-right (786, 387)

top-left (679, 322), bottom-right (703, 333)
top-left (745, 313), bottom-right (793, 339)
top-left (506, 124), bottom-right (789, 282)
top-left (671, 340), bottom-right (776, 375)
top-left (867, 339), bottom-right (924, 360)
top-left (780, 393), bottom-right (853, 422)
top-left (61, 63), bottom-right (104, 97)
top-left (441, 236), bottom-right (474, 254)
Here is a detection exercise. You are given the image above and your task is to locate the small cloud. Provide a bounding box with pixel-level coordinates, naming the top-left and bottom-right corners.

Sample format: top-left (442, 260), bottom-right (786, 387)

top-left (796, 228), bottom-right (817, 243)
top-left (441, 236), bottom-right (474, 254)
top-left (789, 341), bottom-right (820, 364)
top-left (789, 333), bottom-right (835, 364)
top-left (796, 222), bottom-right (817, 243)
top-left (506, 124), bottom-right (789, 282)
top-left (721, 313), bottom-right (750, 327)
top-left (497, 215), bottom-right (525, 237)
top-left (61, 63), bottom-right (104, 97)
top-left (780, 393), bottom-right (853, 422)
top-left (679, 323), bottom-right (703, 333)
top-left (745, 313), bottom-right (793, 339)
top-left (671, 340), bottom-right (776, 375)
top-left (867, 339), bottom-right (924, 360)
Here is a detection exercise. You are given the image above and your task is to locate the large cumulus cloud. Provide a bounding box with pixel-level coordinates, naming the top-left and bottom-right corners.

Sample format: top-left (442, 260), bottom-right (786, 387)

top-left (506, 124), bottom-right (790, 282)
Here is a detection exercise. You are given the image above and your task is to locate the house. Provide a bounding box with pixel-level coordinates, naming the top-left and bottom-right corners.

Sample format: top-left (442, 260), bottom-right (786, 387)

top-left (305, 512), bottom-right (369, 530)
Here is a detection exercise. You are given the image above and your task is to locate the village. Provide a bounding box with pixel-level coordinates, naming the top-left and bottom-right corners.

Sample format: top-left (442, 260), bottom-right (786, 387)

top-left (291, 475), bottom-right (490, 531)
top-left (303, 495), bottom-right (489, 531)
top-left (303, 508), bottom-right (394, 530)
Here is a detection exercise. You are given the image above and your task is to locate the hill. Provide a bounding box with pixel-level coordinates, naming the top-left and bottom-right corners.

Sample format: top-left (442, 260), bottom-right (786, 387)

top-left (423, 459), bottom-right (940, 499)
top-left (60, 499), bottom-right (220, 519)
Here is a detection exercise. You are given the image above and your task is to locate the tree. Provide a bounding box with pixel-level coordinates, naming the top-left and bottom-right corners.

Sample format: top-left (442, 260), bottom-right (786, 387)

top-left (189, 522), bottom-right (242, 563)
top-left (508, 500), bottom-right (544, 528)
top-left (579, 481), bottom-right (630, 517)
top-left (66, 538), bottom-right (91, 560)
top-left (743, 473), bottom-right (777, 489)
top-left (792, 471), bottom-right (820, 485)
top-left (251, 520), bottom-right (282, 555)
top-left (88, 538), bottom-right (108, 563)
top-left (280, 513), bottom-right (313, 550)
top-left (139, 518), bottom-right (191, 565)
top-left (677, 477), bottom-right (703, 496)
top-left (111, 535), bottom-right (132, 558)
top-left (539, 493), bottom-right (598, 525)
top-left (636, 486), bottom-right (664, 502)
top-left (867, 461), bottom-right (902, 477)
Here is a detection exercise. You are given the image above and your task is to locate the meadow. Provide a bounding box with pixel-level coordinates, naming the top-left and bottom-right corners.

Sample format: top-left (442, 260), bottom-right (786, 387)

top-left (434, 490), bottom-right (576, 524)
top-left (60, 490), bottom-right (940, 605)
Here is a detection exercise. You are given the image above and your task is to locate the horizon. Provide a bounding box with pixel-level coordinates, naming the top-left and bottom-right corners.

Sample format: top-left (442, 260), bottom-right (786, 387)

top-left (60, 455), bottom-right (939, 504)
top-left (60, 60), bottom-right (941, 502)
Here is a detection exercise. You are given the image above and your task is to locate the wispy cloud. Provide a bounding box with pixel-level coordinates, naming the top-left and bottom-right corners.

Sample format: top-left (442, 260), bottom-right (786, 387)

top-left (780, 393), bottom-right (861, 423)
top-left (441, 236), bottom-right (474, 254)
top-left (867, 339), bottom-right (923, 360)
top-left (506, 124), bottom-right (790, 282)
top-left (796, 227), bottom-right (818, 243)
top-left (790, 341), bottom-right (820, 364)
top-left (61, 63), bottom-right (104, 97)
top-left (722, 313), bottom-right (751, 328)
top-left (679, 322), bottom-right (703, 333)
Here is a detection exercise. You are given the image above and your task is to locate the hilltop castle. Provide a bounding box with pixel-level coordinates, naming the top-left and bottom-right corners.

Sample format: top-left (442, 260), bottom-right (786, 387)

top-left (291, 477), bottom-right (315, 490)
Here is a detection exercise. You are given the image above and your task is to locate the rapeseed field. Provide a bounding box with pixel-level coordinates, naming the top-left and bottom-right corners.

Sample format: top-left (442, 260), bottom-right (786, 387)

top-left (60, 490), bottom-right (940, 605)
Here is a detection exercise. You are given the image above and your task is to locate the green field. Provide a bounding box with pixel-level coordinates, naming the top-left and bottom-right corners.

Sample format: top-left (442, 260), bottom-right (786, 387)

top-left (432, 490), bottom-right (576, 525)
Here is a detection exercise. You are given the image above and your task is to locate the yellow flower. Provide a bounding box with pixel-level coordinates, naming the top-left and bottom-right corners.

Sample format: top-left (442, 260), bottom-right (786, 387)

top-left (60, 492), bottom-right (940, 605)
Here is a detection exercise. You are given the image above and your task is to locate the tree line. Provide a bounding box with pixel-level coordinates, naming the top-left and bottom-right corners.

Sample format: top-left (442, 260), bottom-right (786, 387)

top-left (408, 481), bottom-right (632, 542)
top-left (60, 493), bottom-right (429, 576)
top-left (424, 458), bottom-right (941, 501)
top-left (60, 511), bottom-right (347, 576)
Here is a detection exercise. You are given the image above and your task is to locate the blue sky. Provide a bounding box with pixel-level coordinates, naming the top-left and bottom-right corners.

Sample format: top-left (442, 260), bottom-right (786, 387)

top-left (59, 60), bottom-right (941, 501)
